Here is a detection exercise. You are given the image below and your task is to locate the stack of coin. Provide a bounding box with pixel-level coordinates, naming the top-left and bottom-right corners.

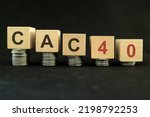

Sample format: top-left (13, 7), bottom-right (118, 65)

top-left (68, 56), bottom-right (82, 66)
top-left (96, 59), bottom-right (109, 66)
top-left (42, 53), bottom-right (56, 66)
top-left (122, 62), bottom-right (136, 66)
top-left (11, 49), bottom-right (28, 66)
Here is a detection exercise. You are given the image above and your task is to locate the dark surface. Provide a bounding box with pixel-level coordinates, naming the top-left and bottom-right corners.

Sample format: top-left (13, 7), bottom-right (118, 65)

top-left (0, 54), bottom-right (149, 100)
top-left (0, 0), bottom-right (150, 99)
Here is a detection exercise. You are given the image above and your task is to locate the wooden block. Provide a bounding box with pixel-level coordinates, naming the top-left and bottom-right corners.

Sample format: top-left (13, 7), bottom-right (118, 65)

top-left (63, 33), bottom-right (86, 56)
top-left (90, 36), bottom-right (114, 59)
top-left (116, 39), bottom-right (143, 62)
top-left (36, 30), bottom-right (60, 52)
top-left (7, 27), bottom-right (35, 49)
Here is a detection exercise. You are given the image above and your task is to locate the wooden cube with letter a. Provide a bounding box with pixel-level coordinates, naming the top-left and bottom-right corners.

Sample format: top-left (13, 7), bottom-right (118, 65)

top-left (36, 30), bottom-right (60, 52)
top-left (7, 27), bottom-right (36, 49)
top-left (116, 39), bottom-right (143, 62)
top-left (90, 36), bottom-right (114, 59)
top-left (63, 33), bottom-right (86, 56)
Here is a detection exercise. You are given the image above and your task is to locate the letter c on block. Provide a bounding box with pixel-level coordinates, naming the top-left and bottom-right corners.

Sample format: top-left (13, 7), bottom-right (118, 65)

top-left (68, 38), bottom-right (80, 52)
top-left (12, 31), bottom-right (24, 45)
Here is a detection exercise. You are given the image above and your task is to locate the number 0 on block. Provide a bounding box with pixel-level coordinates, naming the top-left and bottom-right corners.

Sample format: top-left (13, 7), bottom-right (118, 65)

top-left (90, 36), bottom-right (114, 59)
top-left (116, 39), bottom-right (143, 62)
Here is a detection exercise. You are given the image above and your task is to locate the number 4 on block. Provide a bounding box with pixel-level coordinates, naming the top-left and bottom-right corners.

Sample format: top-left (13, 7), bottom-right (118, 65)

top-left (116, 39), bottom-right (143, 62)
top-left (90, 36), bottom-right (115, 59)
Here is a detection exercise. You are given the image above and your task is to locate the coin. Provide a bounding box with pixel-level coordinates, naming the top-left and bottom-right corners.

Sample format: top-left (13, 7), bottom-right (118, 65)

top-left (42, 53), bottom-right (56, 66)
top-left (96, 59), bottom-right (109, 66)
top-left (121, 62), bottom-right (136, 66)
top-left (68, 56), bottom-right (82, 66)
top-left (11, 49), bottom-right (28, 66)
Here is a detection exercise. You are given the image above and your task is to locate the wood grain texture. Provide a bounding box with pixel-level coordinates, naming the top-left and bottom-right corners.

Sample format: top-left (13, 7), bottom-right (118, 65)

top-left (7, 27), bottom-right (36, 49)
top-left (36, 30), bottom-right (60, 52)
top-left (63, 33), bottom-right (86, 56)
top-left (116, 39), bottom-right (143, 62)
top-left (90, 36), bottom-right (114, 59)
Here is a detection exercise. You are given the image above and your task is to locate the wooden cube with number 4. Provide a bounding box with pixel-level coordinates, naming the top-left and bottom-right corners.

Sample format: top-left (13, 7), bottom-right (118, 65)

top-left (116, 39), bottom-right (143, 62)
top-left (90, 36), bottom-right (114, 59)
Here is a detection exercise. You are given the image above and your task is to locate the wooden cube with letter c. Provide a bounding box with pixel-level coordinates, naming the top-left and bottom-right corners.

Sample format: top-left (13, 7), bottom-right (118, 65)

top-left (62, 33), bottom-right (86, 56)
top-left (7, 27), bottom-right (36, 49)
top-left (90, 36), bottom-right (115, 59)
top-left (116, 39), bottom-right (143, 62)
top-left (36, 30), bottom-right (60, 52)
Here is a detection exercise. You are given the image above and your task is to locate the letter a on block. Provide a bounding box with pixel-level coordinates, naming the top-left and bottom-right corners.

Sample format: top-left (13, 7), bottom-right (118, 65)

top-left (36, 30), bottom-right (60, 52)
top-left (116, 39), bottom-right (143, 62)
top-left (7, 27), bottom-right (36, 49)
top-left (90, 36), bottom-right (114, 59)
top-left (63, 33), bottom-right (86, 56)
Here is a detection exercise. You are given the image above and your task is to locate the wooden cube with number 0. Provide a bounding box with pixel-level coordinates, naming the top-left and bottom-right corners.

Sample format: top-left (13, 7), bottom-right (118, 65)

top-left (116, 39), bottom-right (143, 62)
top-left (90, 36), bottom-right (114, 59)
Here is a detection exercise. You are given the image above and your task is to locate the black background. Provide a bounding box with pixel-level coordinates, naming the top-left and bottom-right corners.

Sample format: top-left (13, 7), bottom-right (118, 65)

top-left (0, 0), bottom-right (150, 99)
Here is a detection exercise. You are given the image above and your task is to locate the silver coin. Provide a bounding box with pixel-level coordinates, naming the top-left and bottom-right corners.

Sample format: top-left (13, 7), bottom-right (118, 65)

top-left (96, 59), bottom-right (109, 66)
top-left (11, 49), bottom-right (28, 66)
top-left (68, 56), bottom-right (82, 66)
top-left (121, 62), bottom-right (136, 66)
top-left (42, 53), bottom-right (56, 66)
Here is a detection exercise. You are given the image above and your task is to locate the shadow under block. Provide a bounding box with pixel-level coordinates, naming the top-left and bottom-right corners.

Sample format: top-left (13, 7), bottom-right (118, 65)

top-left (62, 33), bottom-right (86, 56)
top-left (7, 27), bottom-right (36, 49)
top-left (90, 36), bottom-right (114, 59)
top-left (116, 39), bottom-right (143, 62)
top-left (36, 30), bottom-right (60, 52)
